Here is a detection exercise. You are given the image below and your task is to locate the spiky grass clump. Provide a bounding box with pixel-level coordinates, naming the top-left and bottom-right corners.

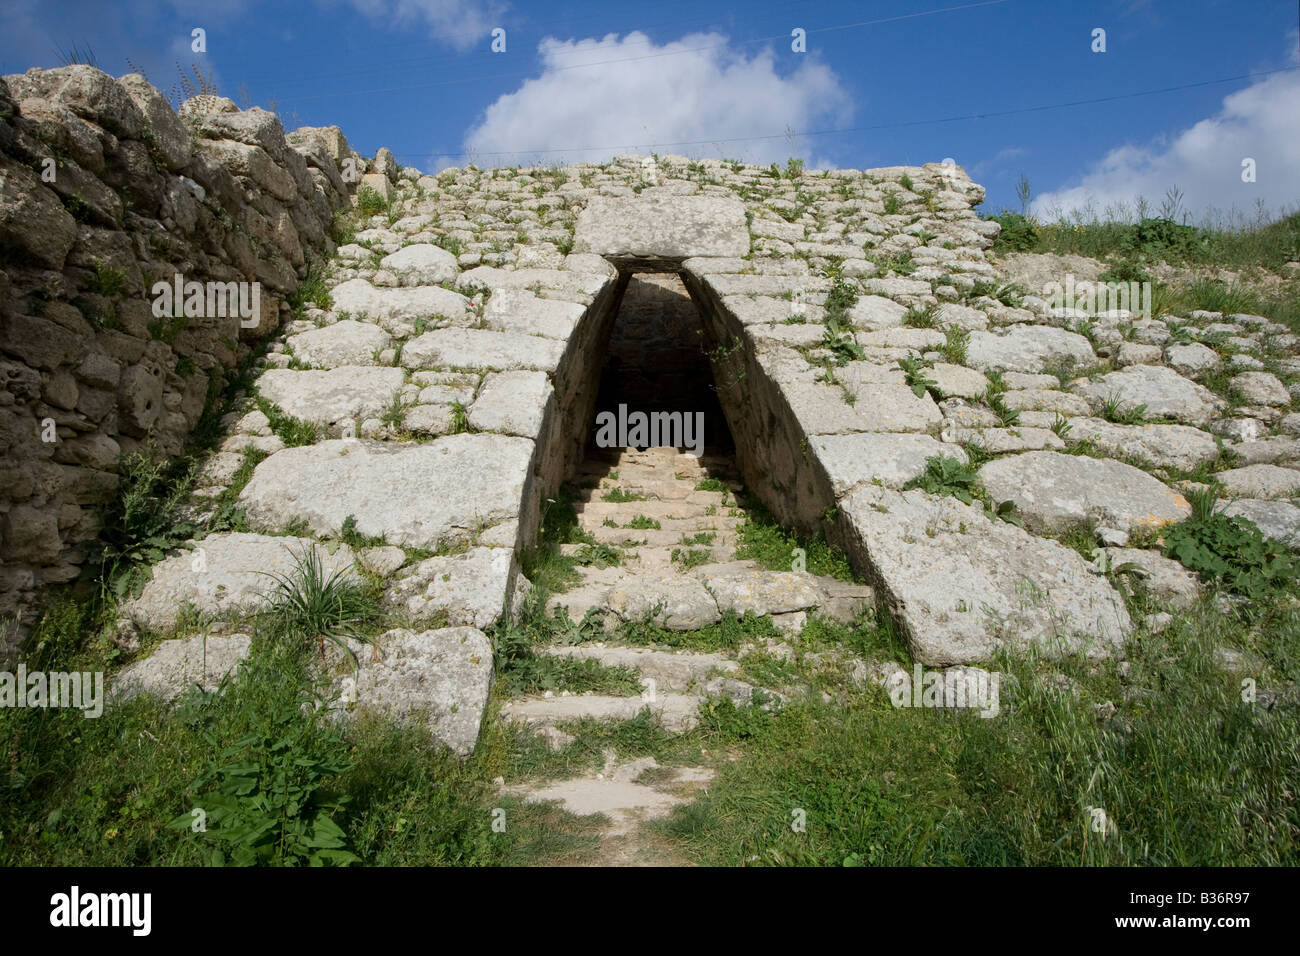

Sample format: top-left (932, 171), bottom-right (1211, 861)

top-left (263, 547), bottom-right (379, 662)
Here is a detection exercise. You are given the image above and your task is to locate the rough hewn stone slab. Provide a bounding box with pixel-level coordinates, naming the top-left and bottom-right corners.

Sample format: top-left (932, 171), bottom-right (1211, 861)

top-left (238, 436), bottom-right (534, 551)
top-left (1072, 365), bottom-right (1224, 426)
top-left (112, 633), bottom-right (252, 703)
top-left (781, 381), bottom-right (941, 435)
top-left (840, 486), bottom-right (1132, 665)
top-left (285, 321), bottom-right (391, 368)
top-left (1067, 419), bottom-right (1220, 472)
top-left (467, 370), bottom-right (554, 436)
top-left (256, 367), bottom-right (406, 427)
top-left (334, 626), bottom-right (494, 755)
top-left (812, 433), bottom-right (966, 494)
top-left (401, 328), bottom-right (566, 372)
top-left (574, 195), bottom-right (749, 263)
top-left (385, 547), bottom-right (525, 629)
top-left (965, 326), bottom-right (1096, 373)
top-left (330, 278), bottom-right (470, 334)
top-left (119, 532), bottom-right (357, 631)
top-left (978, 451), bottom-right (1190, 535)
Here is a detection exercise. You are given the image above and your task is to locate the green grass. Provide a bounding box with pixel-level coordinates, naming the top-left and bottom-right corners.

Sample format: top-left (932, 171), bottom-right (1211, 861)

top-left (988, 207), bottom-right (1300, 270)
top-left (734, 500), bottom-right (859, 583)
top-left (255, 397), bottom-right (320, 447)
top-left (618, 608), bottom-right (782, 653)
top-left (7, 556), bottom-right (1297, 867)
top-left (356, 185), bottom-right (391, 217)
top-left (901, 304), bottom-right (938, 328)
top-left (262, 546), bottom-right (381, 661)
top-left (671, 547), bottom-right (711, 571)
top-left (601, 488), bottom-right (646, 503)
top-left (288, 268), bottom-right (333, 314)
top-left (625, 515), bottom-right (661, 530)
top-left (654, 600), bottom-right (1300, 866)
top-left (518, 487), bottom-right (596, 594)
top-left (0, 627), bottom-right (520, 867)
top-left (1101, 393), bottom-right (1148, 425)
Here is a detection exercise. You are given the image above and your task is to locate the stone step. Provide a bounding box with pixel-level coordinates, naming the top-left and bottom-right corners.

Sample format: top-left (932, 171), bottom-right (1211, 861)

top-left (577, 481), bottom-right (738, 504)
top-left (546, 561), bottom-right (861, 627)
top-left (575, 505), bottom-right (728, 529)
top-left (618, 478), bottom-right (740, 499)
top-left (580, 511), bottom-right (743, 533)
top-left (574, 498), bottom-right (742, 520)
top-left (506, 757), bottom-right (716, 837)
top-left (576, 461), bottom-right (743, 484)
top-left (584, 526), bottom-right (740, 548)
top-left (582, 481), bottom-right (699, 502)
top-left (581, 448), bottom-right (740, 476)
top-left (499, 692), bottom-right (703, 733)
top-left (558, 543), bottom-right (736, 576)
top-left (542, 644), bottom-right (740, 692)
top-left (616, 545), bottom-right (730, 573)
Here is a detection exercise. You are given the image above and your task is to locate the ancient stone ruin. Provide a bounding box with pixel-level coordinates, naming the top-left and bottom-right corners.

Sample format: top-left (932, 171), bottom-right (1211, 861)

top-left (3, 66), bottom-right (1297, 779)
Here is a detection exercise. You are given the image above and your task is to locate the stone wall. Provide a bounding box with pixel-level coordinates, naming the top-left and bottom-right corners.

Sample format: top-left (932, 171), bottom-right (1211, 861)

top-left (0, 65), bottom-right (363, 638)
top-left (682, 264), bottom-right (835, 530)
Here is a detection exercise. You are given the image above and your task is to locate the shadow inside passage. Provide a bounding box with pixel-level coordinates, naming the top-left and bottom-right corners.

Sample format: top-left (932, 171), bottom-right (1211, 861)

top-left (586, 272), bottom-right (735, 458)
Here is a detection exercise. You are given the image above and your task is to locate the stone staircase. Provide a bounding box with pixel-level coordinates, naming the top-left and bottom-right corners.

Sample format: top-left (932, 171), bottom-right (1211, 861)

top-left (501, 444), bottom-right (874, 740)
top-left (544, 445), bottom-right (746, 621)
top-left (498, 444), bottom-right (873, 859)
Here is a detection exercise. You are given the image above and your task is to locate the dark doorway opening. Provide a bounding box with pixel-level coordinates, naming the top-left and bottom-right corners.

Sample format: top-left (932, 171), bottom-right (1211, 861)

top-left (587, 273), bottom-right (734, 457)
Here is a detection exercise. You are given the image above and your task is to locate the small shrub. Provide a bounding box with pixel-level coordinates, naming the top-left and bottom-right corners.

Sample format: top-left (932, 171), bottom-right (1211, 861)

top-left (356, 186), bottom-right (389, 217)
top-left (450, 401), bottom-right (470, 434)
top-left (903, 455), bottom-right (981, 506)
top-left (167, 656), bottom-right (359, 866)
top-left (898, 354), bottom-right (938, 399)
top-left (671, 547), bottom-right (711, 571)
top-left (986, 390), bottom-right (1021, 427)
top-left (86, 452), bottom-right (199, 600)
top-left (823, 278), bottom-right (859, 322)
top-left (987, 212), bottom-right (1038, 253)
top-left (1164, 508), bottom-right (1297, 600)
top-left (902, 305), bottom-right (938, 329)
top-left (263, 546), bottom-right (379, 661)
top-left (88, 262), bottom-right (127, 297)
top-left (941, 325), bottom-right (970, 365)
top-left (821, 318), bottom-right (865, 366)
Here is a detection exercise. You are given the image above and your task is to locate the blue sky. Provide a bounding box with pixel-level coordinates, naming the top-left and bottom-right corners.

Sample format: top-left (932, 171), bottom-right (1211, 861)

top-left (2, 0), bottom-right (1297, 222)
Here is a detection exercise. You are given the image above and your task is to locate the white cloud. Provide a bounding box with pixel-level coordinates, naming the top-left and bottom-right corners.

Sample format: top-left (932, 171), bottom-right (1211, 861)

top-left (339, 0), bottom-right (508, 51)
top-left (1033, 67), bottom-right (1300, 224)
top-left (970, 145), bottom-right (1026, 179)
top-left (461, 31), bottom-right (852, 167)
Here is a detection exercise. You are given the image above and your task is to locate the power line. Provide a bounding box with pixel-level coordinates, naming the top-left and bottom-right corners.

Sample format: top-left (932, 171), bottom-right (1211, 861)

top-left (285, 0), bottom-right (1015, 101)
top-left (389, 66), bottom-right (1299, 162)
